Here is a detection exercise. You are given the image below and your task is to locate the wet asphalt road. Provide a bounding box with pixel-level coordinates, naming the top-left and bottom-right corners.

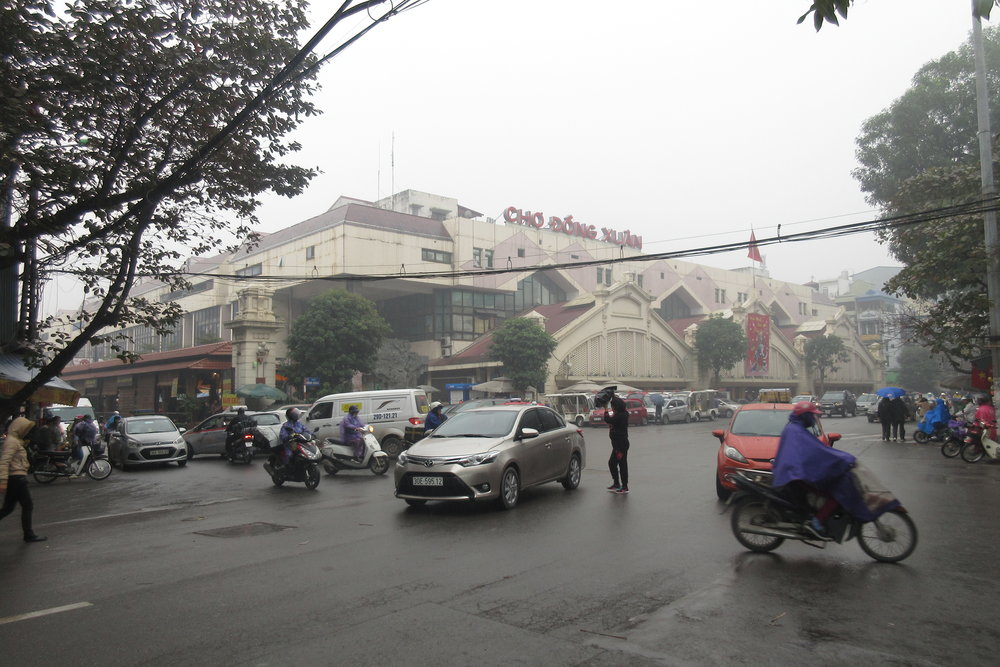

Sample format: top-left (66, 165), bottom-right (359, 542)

top-left (1, 416), bottom-right (998, 666)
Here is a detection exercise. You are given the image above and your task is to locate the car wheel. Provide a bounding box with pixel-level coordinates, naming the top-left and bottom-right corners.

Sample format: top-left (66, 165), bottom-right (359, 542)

top-left (715, 475), bottom-right (731, 501)
top-left (574, 416), bottom-right (585, 428)
top-left (177, 459), bottom-right (187, 467)
top-left (186, 445), bottom-right (194, 461)
top-left (562, 453), bottom-right (582, 490)
top-left (498, 466), bottom-right (520, 510)
top-left (405, 499), bottom-right (426, 507)
top-left (381, 436), bottom-right (404, 458)
top-left (684, 413), bottom-right (691, 424)
top-left (641, 417), bottom-right (648, 426)
top-left (708, 412), bottom-right (716, 422)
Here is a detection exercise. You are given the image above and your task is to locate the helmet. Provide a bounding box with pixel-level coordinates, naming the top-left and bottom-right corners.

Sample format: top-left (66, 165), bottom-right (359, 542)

top-left (792, 401), bottom-right (822, 416)
top-left (348, 405), bottom-right (360, 414)
top-left (113, 410), bottom-right (120, 415)
top-left (237, 407), bottom-right (246, 415)
top-left (285, 407), bottom-right (300, 421)
top-left (429, 401), bottom-right (443, 411)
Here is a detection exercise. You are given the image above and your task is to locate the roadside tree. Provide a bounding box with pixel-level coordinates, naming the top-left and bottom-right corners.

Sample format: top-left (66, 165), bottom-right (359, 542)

top-left (805, 334), bottom-right (850, 397)
top-left (694, 315), bottom-right (748, 388)
top-left (490, 318), bottom-right (557, 395)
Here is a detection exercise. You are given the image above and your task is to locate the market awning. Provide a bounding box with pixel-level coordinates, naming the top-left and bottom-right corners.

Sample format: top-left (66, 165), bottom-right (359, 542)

top-left (60, 342), bottom-right (233, 381)
top-left (0, 353), bottom-right (81, 406)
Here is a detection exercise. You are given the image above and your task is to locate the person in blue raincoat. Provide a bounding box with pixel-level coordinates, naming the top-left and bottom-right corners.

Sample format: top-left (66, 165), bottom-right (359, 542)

top-left (921, 398), bottom-right (952, 433)
top-left (773, 401), bottom-right (898, 539)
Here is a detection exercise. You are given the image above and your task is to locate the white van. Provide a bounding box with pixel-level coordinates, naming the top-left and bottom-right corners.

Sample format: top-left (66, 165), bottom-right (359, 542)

top-left (47, 398), bottom-right (97, 435)
top-left (545, 393), bottom-right (596, 428)
top-left (306, 389), bottom-right (429, 458)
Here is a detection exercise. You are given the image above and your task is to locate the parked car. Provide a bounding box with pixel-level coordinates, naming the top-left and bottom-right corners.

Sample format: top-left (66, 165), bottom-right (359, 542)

top-left (856, 393), bottom-right (878, 416)
top-left (716, 399), bottom-right (740, 419)
top-left (182, 410), bottom-right (284, 459)
top-left (712, 403), bottom-right (841, 499)
top-left (108, 415), bottom-right (187, 470)
top-left (662, 396), bottom-right (691, 424)
top-left (394, 405), bottom-right (586, 510)
top-left (818, 390), bottom-right (857, 417)
top-left (587, 397), bottom-right (649, 426)
top-left (792, 394), bottom-right (818, 405)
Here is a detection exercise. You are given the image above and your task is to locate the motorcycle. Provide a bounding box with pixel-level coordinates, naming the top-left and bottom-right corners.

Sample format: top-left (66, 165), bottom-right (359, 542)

top-left (225, 427), bottom-right (257, 465)
top-left (727, 469), bottom-right (918, 563)
top-left (262, 432), bottom-right (322, 489)
top-left (31, 442), bottom-right (113, 483)
top-left (939, 418), bottom-right (969, 458)
top-left (959, 420), bottom-right (1000, 463)
top-left (914, 414), bottom-right (955, 445)
top-left (320, 424), bottom-right (389, 476)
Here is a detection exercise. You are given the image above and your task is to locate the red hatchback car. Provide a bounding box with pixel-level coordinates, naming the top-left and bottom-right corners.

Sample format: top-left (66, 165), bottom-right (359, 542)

top-left (588, 398), bottom-right (649, 427)
top-left (712, 403), bottom-right (841, 499)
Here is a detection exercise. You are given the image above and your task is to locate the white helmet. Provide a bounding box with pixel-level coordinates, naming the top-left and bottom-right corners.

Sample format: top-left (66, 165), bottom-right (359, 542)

top-left (429, 401), bottom-right (443, 411)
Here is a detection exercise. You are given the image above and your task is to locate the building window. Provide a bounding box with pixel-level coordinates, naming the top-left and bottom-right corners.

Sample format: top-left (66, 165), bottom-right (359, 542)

top-left (658, 293), bottom-right (691, 320)
top-left (192, 306), bottom-right (221, 345)
top-left (605, 269), bottom-right (612, 285)
top-left (473, 248), bottom-right (482, 268)
top-left (514, 273), bottom-right (566, 312)
top-left (236, 263), bottom-right (262, 278)
top-left (798, 302), bottom-right (808, 315)
top-left (737, 292), bottom-right (748, 303)
top-left (637, 275), bottom-right (643, 289)
top-left (484, 249), bottom-right (494, 268)
top-left (517, 248), bottom-right (525, 258)
top-left (306, 245), bottom-right (315, 260)
top-left (714, 288), bottom-right (727, 304)
top-left (421, 248), bottom-right (452, 264)
top-left (596, 268), bottom-right (603, 284)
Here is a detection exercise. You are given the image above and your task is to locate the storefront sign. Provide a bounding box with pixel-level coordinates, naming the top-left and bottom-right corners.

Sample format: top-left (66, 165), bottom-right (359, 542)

top-left (503, 206), bottom-right (642, 250)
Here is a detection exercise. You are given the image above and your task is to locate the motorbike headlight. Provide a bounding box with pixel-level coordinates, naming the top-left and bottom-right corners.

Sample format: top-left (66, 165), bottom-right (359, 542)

top-left (723, 444), bottom-right (748, 463)
top-left (458, 451), bottom-right (500, 467)
top-left (397, 452), bottom-right (408, 465)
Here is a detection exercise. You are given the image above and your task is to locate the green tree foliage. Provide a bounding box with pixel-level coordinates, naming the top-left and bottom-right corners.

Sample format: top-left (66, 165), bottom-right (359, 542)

top-left (373, 338), bottom-right (427, 389)
top-left (798, 1), bottom-right (998, 31)
top-left (804, 335), bottom-right (849, 396)
top-left (0, 0), bottom-right (320, 417)
top-left (489, 318), bottom-right (557, 394)
top-left (895, 345), bottom-right (946, 393)
top-left (285, 290), bottom-right (391, 392)
top-left (694, 315), bottom-right (748, 388)
top-left (853, 30), bottom-right (1000, 365)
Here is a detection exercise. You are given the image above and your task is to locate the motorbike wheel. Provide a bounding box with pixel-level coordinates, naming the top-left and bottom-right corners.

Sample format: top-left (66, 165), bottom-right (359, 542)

top-left (730, 496), bottom-right (784, 553)
top-left (941, 438), bottom-right (963, 458)
top-left (913, 431), bottom-right (929, 445)
top-left (243, 449), bottom-right (254, 464)
top-left (369, 456), bottom-right (390, 476)
top-left (270, 474), bottom-right (285, 487)
top-left (322, 460), bottom-right (339, 475)
top-left (86, 458), bottom-right (113, 480)
top-left (304, 464), bottom-right (321, 490)
top-left (961, 441), bottom-right (985, 463)
top-left (497, 466), bottom-right (520, 510)
top-left (857, 509), bottom-right (918, 563)
top-left (33, 465), bottom-right (58, 484)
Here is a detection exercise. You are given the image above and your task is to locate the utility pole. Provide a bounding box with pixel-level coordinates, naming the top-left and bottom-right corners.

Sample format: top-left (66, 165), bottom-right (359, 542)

top-left (972, 3), bottom-right (1000, 401)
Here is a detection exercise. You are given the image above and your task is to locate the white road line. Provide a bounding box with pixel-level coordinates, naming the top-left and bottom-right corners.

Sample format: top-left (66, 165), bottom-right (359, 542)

top-left (0, 602), bottom-right (92, 626)
top-left (45, 497), bottom-right (246, 526)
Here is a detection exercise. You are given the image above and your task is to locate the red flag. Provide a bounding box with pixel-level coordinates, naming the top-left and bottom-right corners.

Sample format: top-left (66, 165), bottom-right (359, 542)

top-left (747, 231), bottom-right (762, 263)
top-left (971, 355), bottom-right (993, 391)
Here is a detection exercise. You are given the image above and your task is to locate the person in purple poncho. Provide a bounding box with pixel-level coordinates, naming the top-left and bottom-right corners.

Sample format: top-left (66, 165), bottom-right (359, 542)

top-left (772, 401), bottom-right (874, 540)
top-left (339, 405), bottom-right (367, 461)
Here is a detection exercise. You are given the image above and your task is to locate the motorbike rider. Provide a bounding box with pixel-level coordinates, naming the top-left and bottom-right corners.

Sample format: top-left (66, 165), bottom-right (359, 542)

top-left (225, 407), bottom-right (255, 459)
top-left (424, 402), bottom-right (447, 433)
top-left (974, 395), bottom-right (997, 440)
top-left (339, 405), bottom-right (367, 461)
top-left (278, 407), bottom-right (312, 468)
top-left (71, 414), bottom-right (98, 473)
top-left (104, 411), bottom-right (122, 445)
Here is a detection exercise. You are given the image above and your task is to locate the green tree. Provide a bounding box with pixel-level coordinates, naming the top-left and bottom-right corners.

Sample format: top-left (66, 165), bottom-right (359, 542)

top-left (798, 1), bottom-right (998, 31)
top-left (0, 0), bottom-right (404, 420)
top-left (804, 334), bottom-right (850, 396)
top-left (694, 315), bottom-right (748, 388)
top-left (490, 318), bottom-right (557, 394)
top-left (895, 345), bottom-right (947, 393)
top-left (852, 30), bottom-right (1000, 366)
top-left (373, 338), bottom-right (427, 389)
top-left (285, 290), bottom-right (391, 392)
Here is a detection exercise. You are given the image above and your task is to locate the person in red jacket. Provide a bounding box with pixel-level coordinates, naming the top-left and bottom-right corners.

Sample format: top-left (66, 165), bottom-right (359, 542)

top-left (974, 395), bottom-right (997, 441)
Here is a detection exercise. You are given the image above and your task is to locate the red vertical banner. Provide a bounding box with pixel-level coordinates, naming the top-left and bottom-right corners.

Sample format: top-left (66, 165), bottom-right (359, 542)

top-left (745, 314), bottom-right (770, 377)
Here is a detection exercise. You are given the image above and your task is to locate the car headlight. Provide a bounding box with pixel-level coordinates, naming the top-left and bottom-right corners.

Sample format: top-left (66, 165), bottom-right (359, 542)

top-left (127, 437), bottom-right (142, 449)
top-left (173, 437), bottom-right (184, 446)
top-left (458, 451), bottom-right (500, 467)
top-left (397, 451), bottom-right (408, 465)
top-left (723, 444), bottom-right (748, 463)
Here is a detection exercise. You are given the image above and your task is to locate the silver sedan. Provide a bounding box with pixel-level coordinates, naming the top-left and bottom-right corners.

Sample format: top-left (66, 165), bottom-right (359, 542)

top-left (394, 405), bottom-right (585, 510)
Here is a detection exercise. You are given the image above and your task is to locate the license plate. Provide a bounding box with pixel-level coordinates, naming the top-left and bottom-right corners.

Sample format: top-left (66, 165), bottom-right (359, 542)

top-left (412, 476), bottom-right (442, 487)
top-left (149, 449), bottom-right (169, 456)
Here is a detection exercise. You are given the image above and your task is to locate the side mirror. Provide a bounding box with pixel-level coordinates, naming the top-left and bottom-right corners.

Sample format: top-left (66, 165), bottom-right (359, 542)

top-left (519, 427), bottom-right (540, 440)
top-left (827, 433), bottom-right (841, 445)
top-left (178, 427), bottom-right (187, 434)
top-left (711, 429), bottom-right (725, 443)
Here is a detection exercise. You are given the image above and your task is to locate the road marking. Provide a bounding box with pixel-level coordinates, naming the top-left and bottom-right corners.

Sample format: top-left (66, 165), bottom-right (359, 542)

top-left (45, 497), bottom-right (245, 526)
top-left (0, 602), bottom-right (92, 626)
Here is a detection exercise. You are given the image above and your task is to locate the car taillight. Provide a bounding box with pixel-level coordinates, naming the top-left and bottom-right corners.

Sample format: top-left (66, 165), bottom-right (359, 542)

top-left (409, 417), bottom-right (423, 426)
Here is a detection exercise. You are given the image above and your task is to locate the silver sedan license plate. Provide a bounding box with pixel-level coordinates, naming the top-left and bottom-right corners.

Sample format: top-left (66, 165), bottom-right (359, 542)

top-left (412, 476), bottom-right (442, 487)
top-left (149, 448), bottom-right (169, 456)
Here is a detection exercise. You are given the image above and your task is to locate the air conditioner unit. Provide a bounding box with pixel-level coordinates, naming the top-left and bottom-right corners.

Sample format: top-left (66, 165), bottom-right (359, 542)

top-left (440, 336), bottom-right (452, 358)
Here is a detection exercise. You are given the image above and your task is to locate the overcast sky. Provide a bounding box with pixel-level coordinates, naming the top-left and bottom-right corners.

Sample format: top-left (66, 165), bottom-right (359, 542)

top-left (249, 0), bottom-right (984, 286)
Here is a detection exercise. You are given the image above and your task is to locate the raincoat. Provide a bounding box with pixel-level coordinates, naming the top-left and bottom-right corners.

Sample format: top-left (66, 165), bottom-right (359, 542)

top-left (773, 413), bottom-right (898, 522)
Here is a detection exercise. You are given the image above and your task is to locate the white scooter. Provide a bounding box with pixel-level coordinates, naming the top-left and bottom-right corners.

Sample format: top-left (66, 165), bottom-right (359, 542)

top-left (320, 425), bottom-right (390, 476)
top-left (960, 419), bottom-right (1000, 463)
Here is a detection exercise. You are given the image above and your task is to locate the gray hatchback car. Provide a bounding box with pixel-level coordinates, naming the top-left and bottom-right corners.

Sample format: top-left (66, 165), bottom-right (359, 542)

top-left (394, 405), bottom-right (586, 510)
top-left (108, 415), bottom-right (187, 470)
top-left (182, 410), bottom-right (285, 459)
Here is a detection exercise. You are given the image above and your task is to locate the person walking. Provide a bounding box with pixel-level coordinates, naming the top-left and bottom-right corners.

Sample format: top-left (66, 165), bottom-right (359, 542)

top-left (889, 395), bottom-right (908, 442)
top-left (598, 387), bottom-right (630, 494)
top-left (0, 416), bottom-right (47, 542)
top-left (876, 397), bottom-right (892, 441)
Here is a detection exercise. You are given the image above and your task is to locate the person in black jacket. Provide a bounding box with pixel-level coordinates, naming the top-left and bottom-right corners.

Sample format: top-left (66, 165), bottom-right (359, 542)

top-left (888, 396), bottom-right (908, 442)
top-left (597, 386), bottom-right (630, 494)
top-left (876, 397), bottom-right (892, 441)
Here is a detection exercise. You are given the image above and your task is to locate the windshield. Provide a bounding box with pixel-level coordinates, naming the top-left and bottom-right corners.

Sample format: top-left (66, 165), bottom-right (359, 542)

top-left (730, 409), bottom-right (821, 438)
top-left (431, 410), bottom-right (518, 438)
top-left (820, 392), bottom-right (843, 400)
top-left (252, 413), bottom-right (281, 426)
top-left (49, 406), bottom-right (96, 422)
top-left (858, 394), bottom-right (875, 402)
top-left (125, 417), bottom-right (178, 435)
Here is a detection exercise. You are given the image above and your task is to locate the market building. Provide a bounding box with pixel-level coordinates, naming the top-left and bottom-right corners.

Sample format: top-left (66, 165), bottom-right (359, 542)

top-left (59, 189), bottom-right (884, 418)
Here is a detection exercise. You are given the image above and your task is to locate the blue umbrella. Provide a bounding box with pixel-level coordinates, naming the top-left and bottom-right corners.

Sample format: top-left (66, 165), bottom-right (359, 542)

top-left (875, 387), bottom-right (905, 399)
